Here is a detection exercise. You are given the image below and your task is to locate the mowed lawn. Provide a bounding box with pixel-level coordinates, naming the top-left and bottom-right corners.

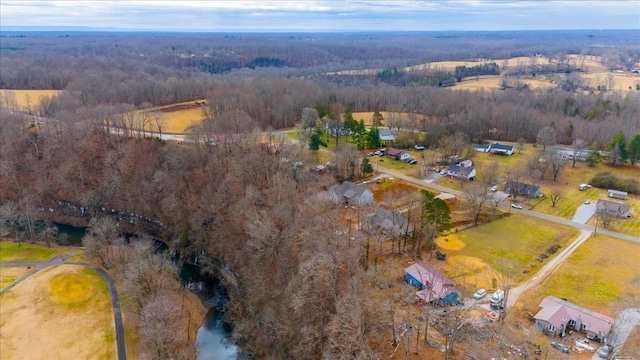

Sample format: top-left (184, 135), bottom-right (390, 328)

top-left (434, 214), bottom-right (578, 291)
top-left (0, 89), bottom-right (61, 110)
top-left (516, 235), bottom-right (640, 316)
top-left (0, 240), bottom-right (63, 262)
top-left (0, 265), bottom-right (115, 360)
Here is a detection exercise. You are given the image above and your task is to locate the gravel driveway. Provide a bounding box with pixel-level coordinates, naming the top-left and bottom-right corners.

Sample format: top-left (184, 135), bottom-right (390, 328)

top-left (573, 201), bottom-right (596, 224)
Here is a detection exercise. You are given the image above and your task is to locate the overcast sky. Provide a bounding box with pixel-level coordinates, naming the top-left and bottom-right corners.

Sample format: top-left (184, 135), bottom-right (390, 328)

top-left (1, 0), bottom-right (639, 31)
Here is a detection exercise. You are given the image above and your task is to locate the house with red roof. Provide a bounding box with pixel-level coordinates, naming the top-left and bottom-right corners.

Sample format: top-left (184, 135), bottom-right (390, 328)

top-left (534, 296), bottom-right (614, 342)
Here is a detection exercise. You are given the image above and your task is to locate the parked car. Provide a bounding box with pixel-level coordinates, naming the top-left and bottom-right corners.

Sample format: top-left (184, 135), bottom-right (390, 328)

top-left (439, 170), bottom-right (446, 175)
top-left (597, 345), bottom-right (611, 358)
top-left (584, 200), bottom-right (591, 204)
top-left (490, 186), bottom-right (498, 192)
top-left (473, 288), bottom-right (487, 300)
top-left (408, 159), bottom-right (417, 165)
top-left (414, 145), bottom-right (425, 151)
top-left (551, 342), bottom-right (570, 353)
top-left (511, 203), bottom-right (523, 209)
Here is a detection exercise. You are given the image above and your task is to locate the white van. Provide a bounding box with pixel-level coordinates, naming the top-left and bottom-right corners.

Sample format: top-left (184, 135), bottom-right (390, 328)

top-left (490, 289), bottom-right (504, 304)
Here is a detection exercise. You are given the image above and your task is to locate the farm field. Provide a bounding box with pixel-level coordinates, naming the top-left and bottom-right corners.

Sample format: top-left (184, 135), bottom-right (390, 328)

top-left (0, 264), bottom-right (116, 360)
top-left (137, 100), bottom-right (207, 134)
top-left (515, 235), bottom-right (640, 317)
top-left (434, 214), bottom-right (579, 292)
top-left (0, 89), bottom-right (61, 110)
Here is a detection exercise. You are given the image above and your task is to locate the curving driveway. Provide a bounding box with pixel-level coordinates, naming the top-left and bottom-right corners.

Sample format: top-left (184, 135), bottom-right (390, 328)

top-left (0, 253), bottom-right (126, 360)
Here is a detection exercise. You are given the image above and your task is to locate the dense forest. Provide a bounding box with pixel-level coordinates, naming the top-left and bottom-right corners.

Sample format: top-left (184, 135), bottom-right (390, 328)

top-left (1, 30), bottom-right (640, 359)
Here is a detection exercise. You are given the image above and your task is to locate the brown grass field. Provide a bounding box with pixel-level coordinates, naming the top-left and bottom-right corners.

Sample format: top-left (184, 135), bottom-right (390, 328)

top-left (0, 265), bottom-right (116, 360)
top-left (131, 100), bottom-right (207, 134)
top-left (0, 89), bottom-right (61, 110)
top-left (515, 235), bottom-right (640, 317)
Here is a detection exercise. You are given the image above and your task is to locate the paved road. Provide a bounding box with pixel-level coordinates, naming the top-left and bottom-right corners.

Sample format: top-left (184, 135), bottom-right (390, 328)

top-left (0, 254), bottom-right (127, 360)
top-left (375, 164), bottom-right (640, 243)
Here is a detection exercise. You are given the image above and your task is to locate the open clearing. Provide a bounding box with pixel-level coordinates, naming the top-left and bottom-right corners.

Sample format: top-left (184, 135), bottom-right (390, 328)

top-left (434, 214), bottom-right (578, 292)
top-left (515, 235), bottom-right (640, 317)
top-left (0, 266), bottom-right (31, 291)
top-left (0, 264), bottom-right (115, 360)
top-left (138, 100), bottom-right (207, 134)
top-left (0, 241), bottom-right (63, 262)
top-left (0, 89), bottom-right (61, 110)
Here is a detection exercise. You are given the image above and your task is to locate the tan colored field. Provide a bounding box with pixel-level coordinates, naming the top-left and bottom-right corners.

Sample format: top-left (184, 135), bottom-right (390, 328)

top-left (0, 266), bottom-right (31, 291)
top-left (516, 235), bottom-right (640, 316)
top-left (0, 265), bottom-right (115, 360)
top-left (136, 100), bottom-right (207, 134)
top-left (0, 89), bottom-right (61, 110)
top-left (580, 72), bottom-right (640, 91)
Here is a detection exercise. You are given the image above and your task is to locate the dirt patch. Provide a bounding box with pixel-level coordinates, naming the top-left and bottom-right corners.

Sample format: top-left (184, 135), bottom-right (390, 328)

top-left (0, 265), bottom-right (115, 360)
top-left (435, 235), bottom-right (466, 251)
top-left (0, 266), bottom-right (31, 290)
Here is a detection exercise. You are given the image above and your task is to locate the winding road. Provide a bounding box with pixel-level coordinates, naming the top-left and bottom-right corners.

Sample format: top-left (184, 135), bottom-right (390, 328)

top-left (0, 253), bottom-right (127, 360)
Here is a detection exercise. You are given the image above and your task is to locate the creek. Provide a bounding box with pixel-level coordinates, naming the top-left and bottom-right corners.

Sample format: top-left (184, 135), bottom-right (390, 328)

top-left (53, 224), bottom-right (238, 359)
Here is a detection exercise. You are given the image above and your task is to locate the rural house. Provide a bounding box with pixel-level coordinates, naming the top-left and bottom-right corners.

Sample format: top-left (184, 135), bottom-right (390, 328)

top-left (328, 181), bottom-right (373, 207)
top-left (491, 143), bottom-right (514, 155)
top-left (405, 263), bottom-right (459, 306)
top-left (505, 180), bottom-right (542, 198)
top-left (475, 143), bottom-right (491, 153)
top-left (379, 129), bottom-right (396, 144)
top-left (364, 208), bottom-right (414, 237)
top-left (534, 296), bottom-right (614, 342)
top-left (385, 147), bottom-right (410, 161)
top-left (446, 164), bottom-right (476, 180)
top-left (607, 189), bottom-right (628, 200)
top-left (596, 199), bottom-right (631, 218)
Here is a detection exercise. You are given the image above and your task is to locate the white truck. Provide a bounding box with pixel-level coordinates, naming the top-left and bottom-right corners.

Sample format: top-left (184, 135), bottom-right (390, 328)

top-left (490, 290), bottom-right (505, 309)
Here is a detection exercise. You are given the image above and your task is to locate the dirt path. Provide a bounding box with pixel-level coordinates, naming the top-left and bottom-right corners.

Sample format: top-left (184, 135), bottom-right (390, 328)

top-left (0, 255), bottom-right (127, 360)
top-left (506, 229), bottom-right (592, 309)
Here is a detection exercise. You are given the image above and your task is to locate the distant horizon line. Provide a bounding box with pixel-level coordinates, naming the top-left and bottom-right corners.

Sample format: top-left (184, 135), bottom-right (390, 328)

top-left (1, 26), bottom-right (639, 33)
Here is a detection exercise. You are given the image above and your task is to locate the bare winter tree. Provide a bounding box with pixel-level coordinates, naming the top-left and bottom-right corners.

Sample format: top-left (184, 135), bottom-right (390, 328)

top-left (571, 138), bottom-right (587, 167)
top-left (139, 292), bottom-right (185, 360)
top-left (463, 183), bottom-right (489, 226)
top-left (537, 126), bottom-right (557, 151)
top-left (549, 189), bottom-right (562, 208)
top-left (546, 148), bottom-right (567, 181)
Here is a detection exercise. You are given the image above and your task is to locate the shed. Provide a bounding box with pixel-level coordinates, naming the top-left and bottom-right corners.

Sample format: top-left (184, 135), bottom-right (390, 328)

top-left (607, 189), bottom-right (628, 200)
top-left (491, 143), bottom-right (514, 156)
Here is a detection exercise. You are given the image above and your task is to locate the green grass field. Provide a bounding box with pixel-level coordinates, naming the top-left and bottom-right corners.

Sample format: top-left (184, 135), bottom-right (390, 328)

top-left (0, 241), bottom-right (61, 262)
top-left (518, 235), bottom-right (640, 316)
top-left (434, 214), bottom-right (579, 289)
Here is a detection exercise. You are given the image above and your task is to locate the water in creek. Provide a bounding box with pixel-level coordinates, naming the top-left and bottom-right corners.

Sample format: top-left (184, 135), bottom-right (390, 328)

top-left (181, 263), bottom-right (239, 360)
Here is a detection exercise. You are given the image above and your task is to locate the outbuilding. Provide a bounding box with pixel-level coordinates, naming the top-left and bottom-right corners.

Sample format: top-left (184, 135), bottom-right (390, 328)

top-left (607, 189), bottom-right (628, 200)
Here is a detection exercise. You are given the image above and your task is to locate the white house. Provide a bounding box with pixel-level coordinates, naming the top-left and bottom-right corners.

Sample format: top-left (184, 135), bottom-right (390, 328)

top-left (491, 143), bottom-right (514, 155)
top-left (475, 143), bottom-right (491, 153)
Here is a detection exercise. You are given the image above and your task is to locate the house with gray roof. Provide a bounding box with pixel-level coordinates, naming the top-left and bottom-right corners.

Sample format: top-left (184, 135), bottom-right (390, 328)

top-left (446, 164), bottom-right (476, 180)
top-left (505, 180), bottom-right (542, 198)
top-left (329, 181), bottom-right (373, 207)
top-left (534, 296), bottom-right (614, 341)
top-left (364, 208), bottom-right (413, 237)
top-left (596, 199), bottom-right (631, 218)
top-left (379, 129), bottom-right (396, 143)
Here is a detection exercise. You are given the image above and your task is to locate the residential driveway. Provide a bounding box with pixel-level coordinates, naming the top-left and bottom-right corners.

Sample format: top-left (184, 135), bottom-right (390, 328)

top-left (573, 201), bottom-right (596, 224)
top-left (591, 308), bottom-right (640, 360)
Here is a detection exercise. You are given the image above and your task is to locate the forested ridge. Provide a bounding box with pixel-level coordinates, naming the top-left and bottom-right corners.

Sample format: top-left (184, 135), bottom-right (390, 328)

top-left (1, 30), bottom-right (639, 359)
